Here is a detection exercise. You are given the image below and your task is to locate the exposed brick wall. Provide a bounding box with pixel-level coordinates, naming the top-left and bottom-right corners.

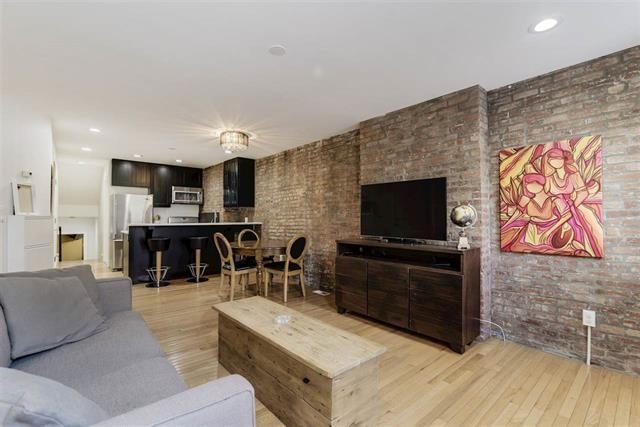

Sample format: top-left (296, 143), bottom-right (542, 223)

top-left (253, 131), bottom-right (361, 289)
top-left (487, 46), bottom-right (640, 375)
top-left (359, 85), bottom-right (492, 321)
top-left (203, 131), bottom-right (361, 290)
top-left (201, 163), bottom-right (223, 215)
top-left (202, 46), bottom-right (639, 375)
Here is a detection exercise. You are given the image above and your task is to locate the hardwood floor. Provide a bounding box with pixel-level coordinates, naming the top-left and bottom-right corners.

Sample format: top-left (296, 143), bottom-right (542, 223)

top-left (87, 262), bottom-right (639, 426)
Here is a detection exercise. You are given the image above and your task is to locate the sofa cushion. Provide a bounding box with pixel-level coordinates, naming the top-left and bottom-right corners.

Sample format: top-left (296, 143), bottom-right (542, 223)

top-left (11, 311), bottom-right (164, 388)
top-left (77, 357), bottom-right (188, 416)
top-left (0, 276), bottom-right (106, 359)
top-left (0, 367), bottom-right (108, 427)
top-left (0, 306), bottom-right (11, 367)
top-left (0, 265), bottom-right (102, 314)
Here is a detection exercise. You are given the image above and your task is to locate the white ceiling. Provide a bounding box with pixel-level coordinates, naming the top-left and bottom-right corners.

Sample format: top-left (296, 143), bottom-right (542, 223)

top-left (2, 1), bottom-right (639, 168)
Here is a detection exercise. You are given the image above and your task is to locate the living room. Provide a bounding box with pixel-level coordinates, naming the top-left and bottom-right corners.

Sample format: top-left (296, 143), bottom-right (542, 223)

top-left (1, 2), bottom-right (639, 426)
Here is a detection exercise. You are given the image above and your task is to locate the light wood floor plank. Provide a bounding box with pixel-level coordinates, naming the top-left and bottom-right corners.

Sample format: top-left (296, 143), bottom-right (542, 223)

top-left (79, 262), bottom-right (640, 427)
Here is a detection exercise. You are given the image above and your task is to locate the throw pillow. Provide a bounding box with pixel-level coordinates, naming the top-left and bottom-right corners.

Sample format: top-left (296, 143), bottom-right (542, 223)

top-left (0, 305), bottom-right (11, 367)
top-left (0, 276), bottom-right (106, 359)
top-left (0, 367), bottom-right (108, 426)
top-left (0, 265), bottom-right (103, 315)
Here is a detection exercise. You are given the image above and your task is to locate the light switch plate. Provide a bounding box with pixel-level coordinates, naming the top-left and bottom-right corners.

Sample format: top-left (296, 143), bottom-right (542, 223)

top-left (582, 309), bottom-right (596, 327)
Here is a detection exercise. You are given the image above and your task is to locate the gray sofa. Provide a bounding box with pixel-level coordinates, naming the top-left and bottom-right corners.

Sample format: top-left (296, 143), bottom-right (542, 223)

top-left (0, 266), bottom-right (256, 426)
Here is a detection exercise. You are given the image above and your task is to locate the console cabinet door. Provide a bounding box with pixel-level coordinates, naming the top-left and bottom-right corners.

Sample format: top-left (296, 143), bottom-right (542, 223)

top-left (367, 261), bottom-right (409, 328)
top-left (409, 269), bottom-right (463, 344)
top-left (335, 256), bottom-right (367, 314)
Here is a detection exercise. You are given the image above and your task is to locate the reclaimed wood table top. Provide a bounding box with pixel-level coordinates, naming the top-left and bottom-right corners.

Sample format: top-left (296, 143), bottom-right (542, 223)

top-left (213, 296), bottom-right (386, 378)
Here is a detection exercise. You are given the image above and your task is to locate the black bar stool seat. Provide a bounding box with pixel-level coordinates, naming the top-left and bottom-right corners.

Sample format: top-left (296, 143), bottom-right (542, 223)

top-left (146, 237), bottom-right (171, 287)
top-left (187, 237), bottom-right (209, 283)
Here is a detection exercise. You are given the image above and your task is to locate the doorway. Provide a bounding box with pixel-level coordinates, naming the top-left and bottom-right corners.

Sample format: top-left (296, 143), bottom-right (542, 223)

top-left (60, 234), bottom-right (84, 261)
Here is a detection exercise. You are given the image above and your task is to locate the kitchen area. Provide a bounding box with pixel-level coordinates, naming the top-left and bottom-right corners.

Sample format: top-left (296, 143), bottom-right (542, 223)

top-left (109, 157), bottom-right (259, 284)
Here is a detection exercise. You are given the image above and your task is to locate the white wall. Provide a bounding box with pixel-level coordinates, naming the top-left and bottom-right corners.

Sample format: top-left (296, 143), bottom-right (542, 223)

top-left (58, 217), bottom-right (99, 260)
top-left (58, 204), bottom-right (99, 218)
top-left (1, 99), bottom-right (54, 216)
top-left (1, 99), bottom-right (55, 272)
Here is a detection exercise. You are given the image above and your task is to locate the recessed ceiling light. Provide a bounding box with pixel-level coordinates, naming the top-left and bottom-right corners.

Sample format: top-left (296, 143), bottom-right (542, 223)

top-left (175, 159), bottom-right (183, 163)
top-left (224, 150), bottom-right (232, 154)
top-left (168, 147), bottom-right (176, 151)
top-left (89, 128), bottom-right (101, 133)
top-left (133, 154), bottom-right (143, 158)
top-left (268, 45), bottom-right (287, 56)
top-left (531, 18), bottom-right (559, 33)
top-left (78, 161), bottom-right (85, 165)
top-left (81, 147), bottom-right (92, 152)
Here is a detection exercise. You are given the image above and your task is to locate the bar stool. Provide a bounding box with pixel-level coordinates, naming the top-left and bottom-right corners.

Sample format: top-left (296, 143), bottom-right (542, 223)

top-left (146, 237), bottom-right (171, 287)
top-left (187, 236), bottom-right (209, 283)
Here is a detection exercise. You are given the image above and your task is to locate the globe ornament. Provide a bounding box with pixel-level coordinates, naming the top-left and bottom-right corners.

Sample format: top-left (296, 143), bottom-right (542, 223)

top-left (450, 203), bottom-right (477, 250)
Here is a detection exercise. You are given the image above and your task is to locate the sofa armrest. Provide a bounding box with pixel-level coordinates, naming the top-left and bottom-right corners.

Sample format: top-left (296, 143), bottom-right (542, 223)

top-left (96, 277), bottom-right (132, 316)
top-left (92, 375), bottom-right (255, 427)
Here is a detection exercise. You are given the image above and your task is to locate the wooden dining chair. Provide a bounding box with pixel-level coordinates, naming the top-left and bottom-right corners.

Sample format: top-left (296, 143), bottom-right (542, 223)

top-left (213, 232), bottom-right (257, 301)
top-left (237, 228), bottom-right (260, 248)
top-left (264, 235), bottom-right (309, 303)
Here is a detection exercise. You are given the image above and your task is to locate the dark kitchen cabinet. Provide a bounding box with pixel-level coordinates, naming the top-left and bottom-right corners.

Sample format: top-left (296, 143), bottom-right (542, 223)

top-left (111, 159), bottom-right (151, 188)
top-left (111, 159), bottom-right (203, 207)
top-left (184, 167), bottom-right (203, 188)
top-left (223, 158), bottom-right (255, 208)
top-left (152, 165), bottom-right (172, 207)
top-left (173, 167), bottom-right (202, 188)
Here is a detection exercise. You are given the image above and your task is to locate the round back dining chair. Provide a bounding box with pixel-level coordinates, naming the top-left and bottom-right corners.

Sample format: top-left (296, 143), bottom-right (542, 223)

top-left (213, 232), bottom-right (257, 301)
top-left (237, 229), bottom-right (260, 249)
top-left (264, 234), bottom-right (309, 303)
top-left (213, 232), bottom-right (233, 267)
top-left (287, 235), bottom-right (309, 265)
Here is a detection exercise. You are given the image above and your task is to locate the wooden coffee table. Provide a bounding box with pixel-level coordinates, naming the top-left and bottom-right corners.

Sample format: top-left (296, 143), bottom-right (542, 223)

top-left (213, 297), bottom-right (386, 426)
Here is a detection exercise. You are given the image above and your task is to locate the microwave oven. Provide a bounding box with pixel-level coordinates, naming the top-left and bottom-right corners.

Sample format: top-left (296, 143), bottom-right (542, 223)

top-left (171, 186), bottom-right (203, 205)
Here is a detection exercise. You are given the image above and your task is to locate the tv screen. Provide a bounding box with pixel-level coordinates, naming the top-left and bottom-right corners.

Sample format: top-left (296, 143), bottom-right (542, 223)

top-left (361, 177), bottom-right (447, 240)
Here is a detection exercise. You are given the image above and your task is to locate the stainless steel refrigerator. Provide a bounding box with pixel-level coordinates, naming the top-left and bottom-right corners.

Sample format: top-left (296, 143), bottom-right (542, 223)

top-left (110, 194), bottom-right (153, 270)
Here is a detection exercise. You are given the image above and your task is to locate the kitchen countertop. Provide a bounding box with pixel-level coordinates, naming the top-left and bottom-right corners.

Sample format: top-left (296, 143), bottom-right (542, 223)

top-left (122, 222), bottom-right (261, 234)
top-left (128, 222), bottom-right (262, 226)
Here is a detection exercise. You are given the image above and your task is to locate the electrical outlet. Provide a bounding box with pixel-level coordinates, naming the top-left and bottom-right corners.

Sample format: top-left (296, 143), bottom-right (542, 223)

top-left (582, 309), bottom-right (596, 327)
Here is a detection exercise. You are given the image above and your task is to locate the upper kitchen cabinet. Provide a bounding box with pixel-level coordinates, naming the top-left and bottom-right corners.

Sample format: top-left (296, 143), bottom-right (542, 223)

top-left (112, 159), bottom-right (151, 188)
top-left (151, 164), bottom-right (172, 207)
top-left (111, 159), bottom-right (203, 207)
top-left (173, 167), bottom-right (203, 188)
top-left (223, 157), bottom-right (255, 208)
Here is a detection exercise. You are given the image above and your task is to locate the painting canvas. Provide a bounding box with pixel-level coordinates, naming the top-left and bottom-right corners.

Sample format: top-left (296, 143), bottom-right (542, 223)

top-left (499, 135), bottom-right (603, 258)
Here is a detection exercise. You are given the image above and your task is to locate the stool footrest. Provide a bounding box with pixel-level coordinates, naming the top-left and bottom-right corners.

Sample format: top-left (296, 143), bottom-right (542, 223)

top-left (188, 263), bottom-right (209, 283)
top-left (146, 266), bottom-right (170, 284)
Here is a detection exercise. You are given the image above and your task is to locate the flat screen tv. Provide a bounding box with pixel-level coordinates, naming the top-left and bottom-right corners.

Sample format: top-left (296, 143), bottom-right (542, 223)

top-left (361, 177), bottom-right (447, 240)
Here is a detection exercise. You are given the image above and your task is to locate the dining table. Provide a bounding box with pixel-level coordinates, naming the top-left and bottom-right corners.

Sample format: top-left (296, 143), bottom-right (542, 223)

top-left (229, 240), bottom-right (287, 295)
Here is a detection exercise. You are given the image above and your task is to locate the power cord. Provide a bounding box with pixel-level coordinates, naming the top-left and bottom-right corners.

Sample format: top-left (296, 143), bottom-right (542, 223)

top-left (475, 318), bottom-right (506, 342)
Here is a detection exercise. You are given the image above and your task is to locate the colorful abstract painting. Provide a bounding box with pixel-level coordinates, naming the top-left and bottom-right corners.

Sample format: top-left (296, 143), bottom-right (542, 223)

top-left (499, 136), bottom-right (603, 258)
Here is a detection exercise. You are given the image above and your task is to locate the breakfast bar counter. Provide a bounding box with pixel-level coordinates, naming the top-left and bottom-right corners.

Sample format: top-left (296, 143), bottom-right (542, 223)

top-left (124, 222), bottom-right (261, 284)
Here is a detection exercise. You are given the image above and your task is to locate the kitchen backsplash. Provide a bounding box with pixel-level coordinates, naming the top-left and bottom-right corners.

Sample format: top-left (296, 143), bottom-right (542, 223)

top-left (153, 204), bottom-right (199, 223)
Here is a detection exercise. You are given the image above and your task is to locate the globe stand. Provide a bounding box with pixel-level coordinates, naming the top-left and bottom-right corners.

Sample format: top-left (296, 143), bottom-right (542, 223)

top-left (450, 203), bottom-right (477, 251)
top-left (457, 229), bottom-right (470, 250)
